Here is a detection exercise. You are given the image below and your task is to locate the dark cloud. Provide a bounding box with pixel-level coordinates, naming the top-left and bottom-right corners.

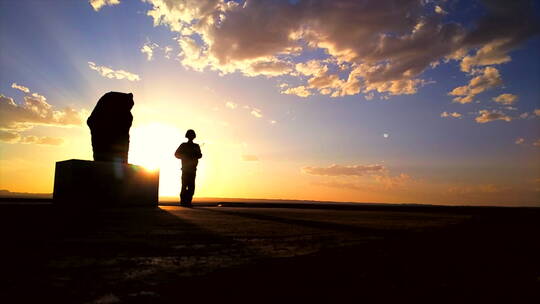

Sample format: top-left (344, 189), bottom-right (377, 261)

top-left (142, 0), bottom-right (539, 98)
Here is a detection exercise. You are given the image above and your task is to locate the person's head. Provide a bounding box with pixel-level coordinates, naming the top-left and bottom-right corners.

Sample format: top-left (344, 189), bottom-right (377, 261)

top-left (185, 129), bottom-right (196, 141)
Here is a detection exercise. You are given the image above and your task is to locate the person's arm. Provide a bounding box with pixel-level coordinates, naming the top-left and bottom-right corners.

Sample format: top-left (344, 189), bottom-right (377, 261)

top-left (174, 144), bottom-right (184, 159)
top-left (195, 144), bottom-right (202, 159)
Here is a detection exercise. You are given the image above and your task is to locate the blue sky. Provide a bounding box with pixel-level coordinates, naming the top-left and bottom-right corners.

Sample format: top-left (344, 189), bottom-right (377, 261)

top-left (1, 0), bottom-right (539, 205)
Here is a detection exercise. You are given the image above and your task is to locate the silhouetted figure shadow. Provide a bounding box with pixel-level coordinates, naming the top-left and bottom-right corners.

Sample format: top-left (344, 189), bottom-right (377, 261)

top-left (87, 92), bottom-right (134, 163)
top-left (175, 129), bottom-right (202, 207)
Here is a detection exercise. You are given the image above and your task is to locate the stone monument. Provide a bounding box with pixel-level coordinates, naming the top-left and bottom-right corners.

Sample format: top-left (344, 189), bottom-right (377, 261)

top-left (53, 160), bottom-right (159, 206)
top-left (53, 92), bottom-right (159, 207)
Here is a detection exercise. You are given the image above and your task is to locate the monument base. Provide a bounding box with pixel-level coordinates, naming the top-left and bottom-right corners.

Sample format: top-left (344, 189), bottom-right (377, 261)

top-left (53, 159), bottom-right (159, 207)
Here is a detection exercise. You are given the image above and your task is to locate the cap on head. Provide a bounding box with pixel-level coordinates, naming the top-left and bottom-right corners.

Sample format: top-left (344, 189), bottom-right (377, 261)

top-left (185, 129), bottom-right (196, 140)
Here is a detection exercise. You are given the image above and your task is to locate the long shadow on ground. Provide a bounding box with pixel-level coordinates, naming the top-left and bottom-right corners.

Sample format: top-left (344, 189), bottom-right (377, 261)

top-left (0, 203), bottom-right (538, 303)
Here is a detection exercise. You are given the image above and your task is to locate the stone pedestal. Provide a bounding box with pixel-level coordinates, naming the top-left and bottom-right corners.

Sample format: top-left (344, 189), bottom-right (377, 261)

top-left (53, 159), bottom-right (159, 207)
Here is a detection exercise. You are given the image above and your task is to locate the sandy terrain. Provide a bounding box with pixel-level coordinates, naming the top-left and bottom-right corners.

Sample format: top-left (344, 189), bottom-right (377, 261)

top-left (0, 201), bottom-right (538, 303)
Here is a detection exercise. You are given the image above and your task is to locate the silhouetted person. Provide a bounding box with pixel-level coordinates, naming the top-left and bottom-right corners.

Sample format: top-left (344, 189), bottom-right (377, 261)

top-left (174, 129), bottom-right (202, 207)
top-left (87, 92), bottom-right (134, 163)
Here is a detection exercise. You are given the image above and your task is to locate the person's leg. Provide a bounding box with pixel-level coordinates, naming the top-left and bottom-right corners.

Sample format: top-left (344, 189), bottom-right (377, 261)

top-left (180, 172), bottom-right (188, 204)
top-left (186, 173), bottom-right (196, 204)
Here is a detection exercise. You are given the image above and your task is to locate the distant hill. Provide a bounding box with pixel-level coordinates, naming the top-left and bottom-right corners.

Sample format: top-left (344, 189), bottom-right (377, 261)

top-left (0, 189), bottom-right (52, 199)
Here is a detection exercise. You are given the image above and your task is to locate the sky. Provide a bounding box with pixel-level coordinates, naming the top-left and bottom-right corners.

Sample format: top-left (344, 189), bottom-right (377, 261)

top-left (0, 0), bottom-right (539, 206)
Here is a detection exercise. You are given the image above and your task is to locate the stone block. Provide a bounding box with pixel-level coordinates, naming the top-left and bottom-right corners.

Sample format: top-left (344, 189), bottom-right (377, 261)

top-left (53, 159), bottom-right (159, 207)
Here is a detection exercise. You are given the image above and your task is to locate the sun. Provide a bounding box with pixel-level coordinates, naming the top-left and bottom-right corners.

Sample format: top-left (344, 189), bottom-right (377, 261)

top-left (129, 123), bottom-right (184, 197)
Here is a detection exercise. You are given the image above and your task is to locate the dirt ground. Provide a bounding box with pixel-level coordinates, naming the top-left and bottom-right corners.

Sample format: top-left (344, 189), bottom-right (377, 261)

top-left (0, 201), bottom-right (538, 303)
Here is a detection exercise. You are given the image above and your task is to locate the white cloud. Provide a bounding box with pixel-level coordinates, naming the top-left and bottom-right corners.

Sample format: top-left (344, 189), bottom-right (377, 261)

top-left (493, 93), bottom-right (518, 105)
top-left (282, 85), bottom-right (312, 98)
top-left (88, 61), bottom-right (140, 81)
top-left (11, 83), bottom-right (30, 93)
top-left (441, 111), bottom-right (462, 119)
top-left (163, 46), bottom-right (173, 59)
top-left (141, 42), bottom-right (159, 61)
top-left (89, 0), bottom-right (120, 12)
top-left (140, 0), bottom-right (539, 99)
top-left (250, 108), bottom-right (262, 118)
top-left (225, 101), bottom-right (237, 109)
top-left (449, 67), bottom-right (502, 104)
top-left (475, 109), bottom-right (512, 123)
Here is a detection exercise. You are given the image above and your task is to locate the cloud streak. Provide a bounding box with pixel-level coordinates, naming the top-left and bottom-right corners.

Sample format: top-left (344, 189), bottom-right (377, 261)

top-left (88, 61), bottom-right (140, 81)
top-left (441, 112), bottom-right (462, 119)
top-left (11, 83), bottom-right (30, 93)
top-left (303, 164), bottom-right (385, 177)
top-left (89, 0), bottom-right (120, 12)
top-left (0, 130), bottom-right (64, 145)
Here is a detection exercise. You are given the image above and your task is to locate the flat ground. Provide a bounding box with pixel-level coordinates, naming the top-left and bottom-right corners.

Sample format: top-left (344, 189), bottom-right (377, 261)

top-left (0, 201), bottom-right (538, 303)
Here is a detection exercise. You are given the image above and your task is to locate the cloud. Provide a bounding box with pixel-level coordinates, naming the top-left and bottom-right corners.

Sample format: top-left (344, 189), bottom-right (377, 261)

top-left (449, 67), bottom-right (502, 104)
top-left (241, 154), bottom-right (258, 161)
top-left (296, 60), bottom-right (328, 76)
top-left (282, 85), bottom-right (312, 98)
top-left (302, 164), bottom-right (385, 177)
top-left (447, 184), bottom-right (507, 195)
top-left (475, 109), bottom-right (512, 123)
top-left (493, 93), bottom-right (518, 105)
top-left (11, 83), bottom-right (30, 93)
top-left (0, 86), bottom-right (84, 146)
top-left (0, 130), bottom-right (20, 142)
top-left (0, 130), bottom-right (63, 145)
top-left (459, 0), bottom-right (540, 72)
top-left (460, 39), bottom-right (512, 73)
top-left (0, 93), bottom-right (84, 130)
top-left (374, 173), bottom-right (412, 188)
top-left (250, 108), bottom-right (262, 118)
top-left (434, 5), bottom-right (447, 15)
top-left (88, 61), bottom-right (140, 81)
top-left (141, 42), bottom-right (159, 61)
top-left (515, 137), bottom-right (525, 145)
top-left (225, 101), bottom-right (238, 109)
top-left (89, 0), bottom-right (120, 12)
top-left (141, 0), bottom-right (539, 99)
top-left (441, 111), bottom-right (462, 119)
top-left (310, 171), bottom-right (412, 191)
top-left (163, 46), bottom-right (173, 59)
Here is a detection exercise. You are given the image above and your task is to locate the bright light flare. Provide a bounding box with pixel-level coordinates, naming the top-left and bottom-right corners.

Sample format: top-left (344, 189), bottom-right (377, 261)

top-left (129, 123), bottom-right (183, 197)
